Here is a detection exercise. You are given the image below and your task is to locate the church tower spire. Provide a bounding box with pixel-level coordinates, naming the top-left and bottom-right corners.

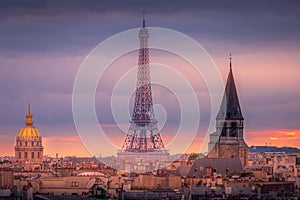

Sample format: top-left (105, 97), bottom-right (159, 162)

top-left (229, 53), bottom-right (232, 70)
top-left (208, 55), bottom-right (248, 167)
top-left (217, 54), bottom-right (243, 120)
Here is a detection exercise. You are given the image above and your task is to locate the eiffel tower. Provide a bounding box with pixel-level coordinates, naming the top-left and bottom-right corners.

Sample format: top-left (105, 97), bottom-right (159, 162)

top-left (118, 14), bottom-right (169, 161)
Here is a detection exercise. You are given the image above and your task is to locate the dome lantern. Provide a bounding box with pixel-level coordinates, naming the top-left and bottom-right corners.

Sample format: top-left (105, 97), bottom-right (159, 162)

top-left (17, 104), bottom-right (41, 139)
top-left (25, 103), bottom-right (33, 126)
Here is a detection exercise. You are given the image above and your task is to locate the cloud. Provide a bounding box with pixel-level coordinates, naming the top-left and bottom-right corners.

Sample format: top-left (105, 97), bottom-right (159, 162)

top-left (246, 129), bottom-right (300, 148)
top-left (0, 54), bottom-right (82, 125)
top-left (0, 1), bottom-right (300, 156)
top-left (0, 0), bottom-right (299, 56)
top-left (1, 1), bottom-right (299, 19)
top-left (43, 136), bottom-right (91, 157)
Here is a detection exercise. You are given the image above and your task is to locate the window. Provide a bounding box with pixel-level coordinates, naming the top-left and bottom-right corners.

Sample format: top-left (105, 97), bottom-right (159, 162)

top-left (31, 152), bottom-right (34, 158)
top-left (71, 181), bottom-right (79, 187)
top-left (32, 142), bottom-right (34, 146)
top-left (25, 152), bottom-right (28, 159)
top-left (19, 141), bottom-right (22, 146)
top-left (221, 123), bottom-right (227, 137)
top-left (25, 142), bottom-right (28, 146)
top-left (230, 122), bottom-right (237, 137)
top-left (38, 152), bottom-right (40, 159)
top-left (19, 152), bottom-right (21, 159)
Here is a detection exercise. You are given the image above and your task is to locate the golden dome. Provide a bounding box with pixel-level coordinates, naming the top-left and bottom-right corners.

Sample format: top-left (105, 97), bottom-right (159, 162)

top-left (18, 126), bottom-right (41, 139)
top-left (17, 104), bottom-right (41, 139)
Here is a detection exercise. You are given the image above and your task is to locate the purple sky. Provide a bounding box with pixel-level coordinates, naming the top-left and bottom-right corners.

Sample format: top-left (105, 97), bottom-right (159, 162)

top-left (0, 0), bottom-right (299, 156)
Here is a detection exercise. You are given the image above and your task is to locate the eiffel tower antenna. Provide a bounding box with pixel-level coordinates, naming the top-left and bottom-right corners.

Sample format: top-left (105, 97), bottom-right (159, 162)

top-left (142, 11), bottom-right (146, 28)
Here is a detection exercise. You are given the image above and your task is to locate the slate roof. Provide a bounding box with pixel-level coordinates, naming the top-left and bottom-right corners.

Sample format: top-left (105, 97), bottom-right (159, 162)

top-left (187, 157), bottom-right (243, 178)
top-left (216, 65), bottom-right (243, 120)
top-left (176, 165), bottom-right (192, 176)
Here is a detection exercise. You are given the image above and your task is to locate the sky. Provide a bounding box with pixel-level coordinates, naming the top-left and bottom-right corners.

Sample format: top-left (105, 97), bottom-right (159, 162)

top-left (0, 0), bottom-right (300, 157)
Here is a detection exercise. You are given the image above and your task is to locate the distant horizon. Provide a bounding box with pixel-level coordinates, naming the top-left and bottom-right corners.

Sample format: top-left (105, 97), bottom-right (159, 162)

top-left (2, 143), bottom-right (300, 158)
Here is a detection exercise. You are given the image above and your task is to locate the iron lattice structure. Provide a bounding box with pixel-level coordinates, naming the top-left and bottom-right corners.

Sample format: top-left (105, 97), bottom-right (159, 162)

top-left (121, 20), bottom-right (165, 152)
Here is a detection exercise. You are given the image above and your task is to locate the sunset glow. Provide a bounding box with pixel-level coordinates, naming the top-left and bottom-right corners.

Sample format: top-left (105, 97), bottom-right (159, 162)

top-left (246, 129), bottom-right (300, 148)
top-left (0, 1), bottom-right (299, 157)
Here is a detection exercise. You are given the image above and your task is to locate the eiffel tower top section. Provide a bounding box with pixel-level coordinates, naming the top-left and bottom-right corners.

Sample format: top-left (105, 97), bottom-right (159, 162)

top-left (131, 14), bottom-right (156, 125)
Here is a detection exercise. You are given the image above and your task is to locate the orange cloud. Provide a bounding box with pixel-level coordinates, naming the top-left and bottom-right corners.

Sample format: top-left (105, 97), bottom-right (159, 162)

top-left (43, 136), bottom-right (91, 157)
top-left (246, 129), bottom-right (300, 148)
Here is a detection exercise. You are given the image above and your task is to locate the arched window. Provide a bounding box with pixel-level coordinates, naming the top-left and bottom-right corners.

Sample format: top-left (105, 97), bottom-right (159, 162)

top-left (221, 123), bottom-right (227, 137)
top-left (32, 142), bottom-right (34, 146)
top-left (230, 122), bottom-right (237, 137)
top-left (25, 142), bottom-right (28, 146)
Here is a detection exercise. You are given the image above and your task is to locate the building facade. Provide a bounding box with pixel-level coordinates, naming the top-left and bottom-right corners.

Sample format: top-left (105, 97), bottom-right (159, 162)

top-left (208, 57), bottom-right (249, 166)
top-left (15, 104), bottom-right (43, 163)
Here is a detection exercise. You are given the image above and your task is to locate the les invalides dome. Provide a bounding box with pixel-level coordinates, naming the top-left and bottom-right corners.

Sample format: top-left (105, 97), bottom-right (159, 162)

top-left (15, 104), bottom-right (43, 163)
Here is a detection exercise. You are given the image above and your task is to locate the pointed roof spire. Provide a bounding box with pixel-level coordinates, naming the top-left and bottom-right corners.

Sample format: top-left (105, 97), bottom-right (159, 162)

top-left (229, 53), bottom-right (232, 71)
top-left (27, 103), bottom-right (31, 115)
top-left (142, 11), bottom-right (146, 28)
top-left (216, 55), bottom-right (243, 120)
top-left (25, 103), bottom-right (33, 126)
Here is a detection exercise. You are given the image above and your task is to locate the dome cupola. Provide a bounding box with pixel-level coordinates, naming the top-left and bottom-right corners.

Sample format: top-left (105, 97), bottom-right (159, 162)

top-left (17, 104), bottom-right (41, 139)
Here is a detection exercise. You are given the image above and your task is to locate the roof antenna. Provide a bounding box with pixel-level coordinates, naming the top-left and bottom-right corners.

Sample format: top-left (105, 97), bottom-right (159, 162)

top-left (142, 11), bottom-right (146, 28)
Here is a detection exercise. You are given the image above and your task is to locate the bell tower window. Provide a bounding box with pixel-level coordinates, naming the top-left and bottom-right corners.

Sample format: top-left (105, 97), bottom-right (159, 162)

top-left (230, 122), bottom-right (237, 137)
top-left (221, 123), bottom-right (227, 137)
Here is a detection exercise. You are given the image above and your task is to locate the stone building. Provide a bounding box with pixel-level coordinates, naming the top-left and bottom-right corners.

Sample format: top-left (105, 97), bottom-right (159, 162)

top-left (0, 171), bottom-right (14, 188)
top-left (15, 104), bottom-right (43, 163)
top-left (207, 57), bottom-right (249, 166)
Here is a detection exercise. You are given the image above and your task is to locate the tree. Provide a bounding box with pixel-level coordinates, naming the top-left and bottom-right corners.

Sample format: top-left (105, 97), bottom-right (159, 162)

top-left (188, 153), bottom-right (204, 161)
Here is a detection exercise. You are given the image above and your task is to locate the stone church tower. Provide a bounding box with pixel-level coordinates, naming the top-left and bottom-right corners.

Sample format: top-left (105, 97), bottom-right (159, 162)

top-left (208, 57), bottom-right (249, 166)
top-left (15, 104), bottom-right (43, 163)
